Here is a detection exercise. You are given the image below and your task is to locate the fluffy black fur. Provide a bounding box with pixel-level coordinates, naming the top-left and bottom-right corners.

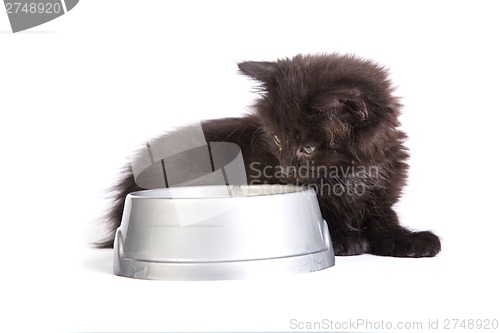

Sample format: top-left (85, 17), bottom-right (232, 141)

top-left (98, 54), bottom-right (440, 257)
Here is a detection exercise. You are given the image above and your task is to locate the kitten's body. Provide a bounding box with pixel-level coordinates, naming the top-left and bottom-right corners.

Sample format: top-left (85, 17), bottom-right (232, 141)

top-left (100, 54), bottom-right (440, 257)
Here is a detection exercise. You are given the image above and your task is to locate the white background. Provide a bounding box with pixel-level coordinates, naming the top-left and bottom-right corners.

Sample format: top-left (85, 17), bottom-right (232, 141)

top-left (1, 1), bottom-right (499, 332)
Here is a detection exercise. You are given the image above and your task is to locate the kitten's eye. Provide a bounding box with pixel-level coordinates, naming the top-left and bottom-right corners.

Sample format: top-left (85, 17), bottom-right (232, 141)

top-left (273, 135), bottom-right (282, 149)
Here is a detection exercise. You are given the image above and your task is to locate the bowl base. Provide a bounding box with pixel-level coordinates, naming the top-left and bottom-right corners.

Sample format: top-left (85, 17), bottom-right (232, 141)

top-left (114, 231), bottom-right (335, 280)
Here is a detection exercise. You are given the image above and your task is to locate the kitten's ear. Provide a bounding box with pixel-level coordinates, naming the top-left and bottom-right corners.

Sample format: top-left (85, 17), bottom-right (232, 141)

top-left (316, 90), bottom-right (368, 123)
top-left (238, 61), bottom-right (277, 83)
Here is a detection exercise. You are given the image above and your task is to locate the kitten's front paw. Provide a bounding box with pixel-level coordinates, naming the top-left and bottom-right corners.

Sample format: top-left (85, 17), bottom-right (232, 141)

top-left (387, 231), bottom-right (441, 258)
top-left (333, 235), bottom-right (369, 256)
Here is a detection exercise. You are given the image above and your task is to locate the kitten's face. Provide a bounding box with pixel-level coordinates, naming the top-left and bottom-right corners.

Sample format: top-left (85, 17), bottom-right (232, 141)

top-left (239, 54), bottom-right (400, 184)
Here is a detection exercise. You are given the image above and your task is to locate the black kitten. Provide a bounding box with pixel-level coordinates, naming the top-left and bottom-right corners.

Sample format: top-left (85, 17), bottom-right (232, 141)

top-left (99, 54), bottom-right (440, 257)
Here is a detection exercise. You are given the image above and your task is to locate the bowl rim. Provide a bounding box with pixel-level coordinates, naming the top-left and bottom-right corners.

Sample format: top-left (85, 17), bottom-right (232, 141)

top-left (127, 184), bottom-right (313, 200)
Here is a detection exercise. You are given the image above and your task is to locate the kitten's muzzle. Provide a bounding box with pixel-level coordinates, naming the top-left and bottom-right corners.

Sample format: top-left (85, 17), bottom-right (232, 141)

top-left (278, 144), bottom-right (317, 179)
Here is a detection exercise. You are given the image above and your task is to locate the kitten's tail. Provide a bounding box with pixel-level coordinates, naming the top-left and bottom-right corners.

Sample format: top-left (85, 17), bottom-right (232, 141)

top-left (95, 165), bottom-right (143, 248)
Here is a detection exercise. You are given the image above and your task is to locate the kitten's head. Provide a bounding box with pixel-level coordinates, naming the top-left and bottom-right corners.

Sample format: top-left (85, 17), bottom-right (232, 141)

top-left (239, 54), bottom-right (404, 184)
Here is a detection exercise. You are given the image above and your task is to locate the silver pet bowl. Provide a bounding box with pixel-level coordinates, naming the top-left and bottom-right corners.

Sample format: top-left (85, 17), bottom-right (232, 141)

top-left (114, 184), bottom-right (335, 280)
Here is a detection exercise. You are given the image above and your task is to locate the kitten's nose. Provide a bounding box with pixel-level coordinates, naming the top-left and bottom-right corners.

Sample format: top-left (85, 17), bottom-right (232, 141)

top-left (296, 144), bottom-right (316, 157)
